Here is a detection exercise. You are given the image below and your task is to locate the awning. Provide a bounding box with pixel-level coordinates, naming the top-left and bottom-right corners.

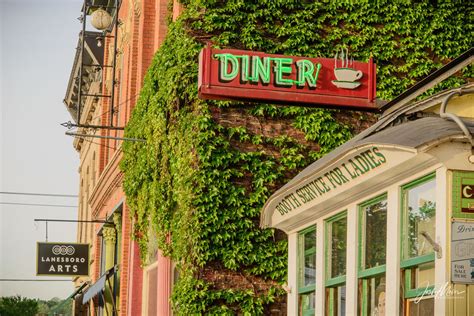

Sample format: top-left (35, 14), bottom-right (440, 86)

top-left (49, 283), bottom-right (87, 315)
top-left (82, 266), bottom-right (116, 305)
top-left (260, 116), bottom-right (474, 231)
top-left (71, 282), bottom-right (88, 299)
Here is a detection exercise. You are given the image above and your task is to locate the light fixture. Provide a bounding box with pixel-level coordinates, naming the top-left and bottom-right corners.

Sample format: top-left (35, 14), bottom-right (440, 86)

top-left (90, 8), bottom-right (112, 31)
top-left (96, 36), bottom-right (103, 48)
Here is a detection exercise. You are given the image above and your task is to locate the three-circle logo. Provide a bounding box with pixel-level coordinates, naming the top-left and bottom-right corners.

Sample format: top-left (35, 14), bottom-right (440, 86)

top-left (52, 245), bottom-right (75, 255)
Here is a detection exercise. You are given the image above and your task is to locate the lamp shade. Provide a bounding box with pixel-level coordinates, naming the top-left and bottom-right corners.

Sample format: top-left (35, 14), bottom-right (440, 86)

top-left (90, 8), bottom-right (112, 30)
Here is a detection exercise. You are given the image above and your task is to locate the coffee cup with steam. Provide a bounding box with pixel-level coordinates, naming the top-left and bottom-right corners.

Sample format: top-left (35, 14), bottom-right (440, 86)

top-left (332, 48), bottom-right (363, 89)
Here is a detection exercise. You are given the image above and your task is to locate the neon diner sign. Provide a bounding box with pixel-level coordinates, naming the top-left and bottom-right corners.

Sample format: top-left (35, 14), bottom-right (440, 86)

top-left (198, 47), bottom-right (377, 111)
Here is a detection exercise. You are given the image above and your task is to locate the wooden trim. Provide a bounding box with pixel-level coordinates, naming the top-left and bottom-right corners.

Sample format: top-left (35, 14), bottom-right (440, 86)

top-left (400, 253), bottom-right (435, 269)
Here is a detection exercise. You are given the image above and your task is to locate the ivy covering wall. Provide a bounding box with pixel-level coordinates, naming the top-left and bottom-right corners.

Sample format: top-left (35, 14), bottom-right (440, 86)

top-left (121, 1), bottom-right (472, 314)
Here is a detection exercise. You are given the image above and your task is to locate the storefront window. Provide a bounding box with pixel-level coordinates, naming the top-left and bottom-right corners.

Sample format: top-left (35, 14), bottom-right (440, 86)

top-left (362, 198), bottom-right (387, 269)
top-left (358, 194), bottom-right (387, 316)
top-left (405, 261), bottom-right (435, 292)
top-left (298, 226), bottom-right (316, 316)
top-left (405, 297), bottom-right (434, 315)
top-left (403, 176), bottom-right (436, 259)
top-left (299, 292), bottom-right (316, 316)
top-left (358, 274), bottom-right (386, 316)
top-left (326, 286), bottom-right (346, 316)
top-left (400, 174), bottom-right (436, 313)
top-left (325, 211), bottom-right (347, 316)
top-left (329, 213), bottom-right (347, 278)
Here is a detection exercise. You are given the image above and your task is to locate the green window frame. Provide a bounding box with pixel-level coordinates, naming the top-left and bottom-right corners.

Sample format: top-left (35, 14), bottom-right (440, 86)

top-left (400, 173), bottom-right (436, 299)
top-left (298, 225), bottom-right (316, 316)
top-left (358, 194), bottom-right (387, 316)
top-left (325, 211), bottom-right (347, 316)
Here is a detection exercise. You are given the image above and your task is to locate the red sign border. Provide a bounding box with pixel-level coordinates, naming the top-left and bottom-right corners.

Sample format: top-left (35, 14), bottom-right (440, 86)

top-left (198, 47), bottom-right (378, 111)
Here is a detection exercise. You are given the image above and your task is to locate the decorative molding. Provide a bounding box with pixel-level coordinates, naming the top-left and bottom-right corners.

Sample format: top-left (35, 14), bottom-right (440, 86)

top-left (284, 158), bottom-right (439, 233)
top-left (132, 0), bottom-right (142, 17)
top-left (113, 213), bottom-right (122, 232)
top-left (102, 227), bottom-right (117, 243)
top-left (119, 4), bottom-right (133, 49)
top-left (90, 149), bottom-right (124, 218)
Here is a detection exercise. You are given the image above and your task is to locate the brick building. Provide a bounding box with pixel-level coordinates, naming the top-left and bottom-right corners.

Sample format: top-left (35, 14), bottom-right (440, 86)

top-left (64, 1), bottom-right (182, 315)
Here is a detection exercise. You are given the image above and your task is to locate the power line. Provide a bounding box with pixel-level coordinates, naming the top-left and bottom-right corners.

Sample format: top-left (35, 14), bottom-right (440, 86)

top-left (66, 131), bottom-right (145, 142)
top-left (34, 218), bottom-right (112, 224)
top-left (79, 133), bottom-right (135, 155)
top-left (88, 92), bottom-right (140, 122)
top-left (0, 191), bottom-right (77, 198)
top-left (0, 202), bottom-right (77, 208)
top-left (0, 279), bottom-right (72, 282)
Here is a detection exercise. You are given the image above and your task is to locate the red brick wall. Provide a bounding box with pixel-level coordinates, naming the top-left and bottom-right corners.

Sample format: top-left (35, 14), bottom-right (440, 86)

top-left (137, 0), bottom-right (156, 91)
top-left (91, 0), bottom-right (172, 315)
top-left (123, 3), bottom-right (140, 125)
top-left (90, 231), bottom-right (102, 316)
top-left (127, 240), bottom-right (143, 316)
top-left (155, 0), bottom-right (169, 51)
top-left (172, 0), bottom-right (183, 22)
top-left (118, 203), bottom-right (132, 314)
top-left (157, 251), bottom-right (172, 316)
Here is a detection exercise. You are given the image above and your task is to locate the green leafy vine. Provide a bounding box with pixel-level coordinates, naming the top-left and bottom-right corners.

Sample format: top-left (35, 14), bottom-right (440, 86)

top-left (121, 1), bottom-right (472, 314)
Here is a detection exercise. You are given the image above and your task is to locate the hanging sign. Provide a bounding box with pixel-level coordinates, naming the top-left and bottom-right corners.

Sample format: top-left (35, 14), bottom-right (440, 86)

top-left (461, 183), bottom-right (474, 213)
top-left (36, 242), bottom-right (89, 276)
top-left (452, 171), bottom-right (474, 219)
top-left (461, 178), bottom-right (474, 213)
top-left (198, 47), bottom-right (377, 111)
top-left (451, 221), bottom-right (474, 284)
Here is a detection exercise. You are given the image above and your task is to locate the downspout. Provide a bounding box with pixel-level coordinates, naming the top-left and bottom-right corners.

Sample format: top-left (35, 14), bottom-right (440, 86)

top-left (439, 89), bottom-right (474, 150)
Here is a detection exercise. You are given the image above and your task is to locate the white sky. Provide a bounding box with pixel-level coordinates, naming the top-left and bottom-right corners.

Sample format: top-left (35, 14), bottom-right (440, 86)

top-left (1, 0), bottom-right (84, 300)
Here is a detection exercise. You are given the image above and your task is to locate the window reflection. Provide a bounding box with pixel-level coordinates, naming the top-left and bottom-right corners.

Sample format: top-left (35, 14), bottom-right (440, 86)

top-left (405, 180), bottom-right (436, 258)
top-left (299, 227), bottom-right (316, 315)
top-left (331, 217), bottom-right (347, 278)
top-left (363, 200), bottom-right (387, 269)
top-left (304, 253), bottom-right (316, 286)
top-left (358, 275), bottom-right (386, 316)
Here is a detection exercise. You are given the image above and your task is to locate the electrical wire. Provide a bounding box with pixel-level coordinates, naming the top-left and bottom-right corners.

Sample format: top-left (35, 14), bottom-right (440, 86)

top-left (80, 135), bottom-right (120, 151)
top-left (0, 191), bottom-right (77, 198)
top-left (0, 202), bottom-right (77, 208)
top-left (0, 279), bottom-right (72, 282)
top-left (86, 92), bottom-right (140, 124)
top-left (78, 132), bottom-right (138, 156)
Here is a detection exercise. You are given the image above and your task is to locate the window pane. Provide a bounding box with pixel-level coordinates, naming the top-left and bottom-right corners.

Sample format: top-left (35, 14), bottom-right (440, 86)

top-left (299, 291), bottom-right (315, 316)
top-left (363, 199), bottom-right (387, 269)
top-left (404, 179), bottom-right (436, 258)
top-left (305, 231), bottom-right (316, 250)
top-left (408, 261), bottom-right (435, 291)
top-left (304, 253), bottom-right (316, 286)
top-left (299, 228), bottom-right (316, 288)
top-left (338, 286), bottom-right (346, 316)
top-left (326, 286), bottom-right (346, 316)
top-left (330, 216), bottom-right (347, 278)
top-left (407, 297), bottom-right (434, 316)
top-left (299, 228), bottom-right (316, 315)
top-left (358, 275), bottom-right (386, 316)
